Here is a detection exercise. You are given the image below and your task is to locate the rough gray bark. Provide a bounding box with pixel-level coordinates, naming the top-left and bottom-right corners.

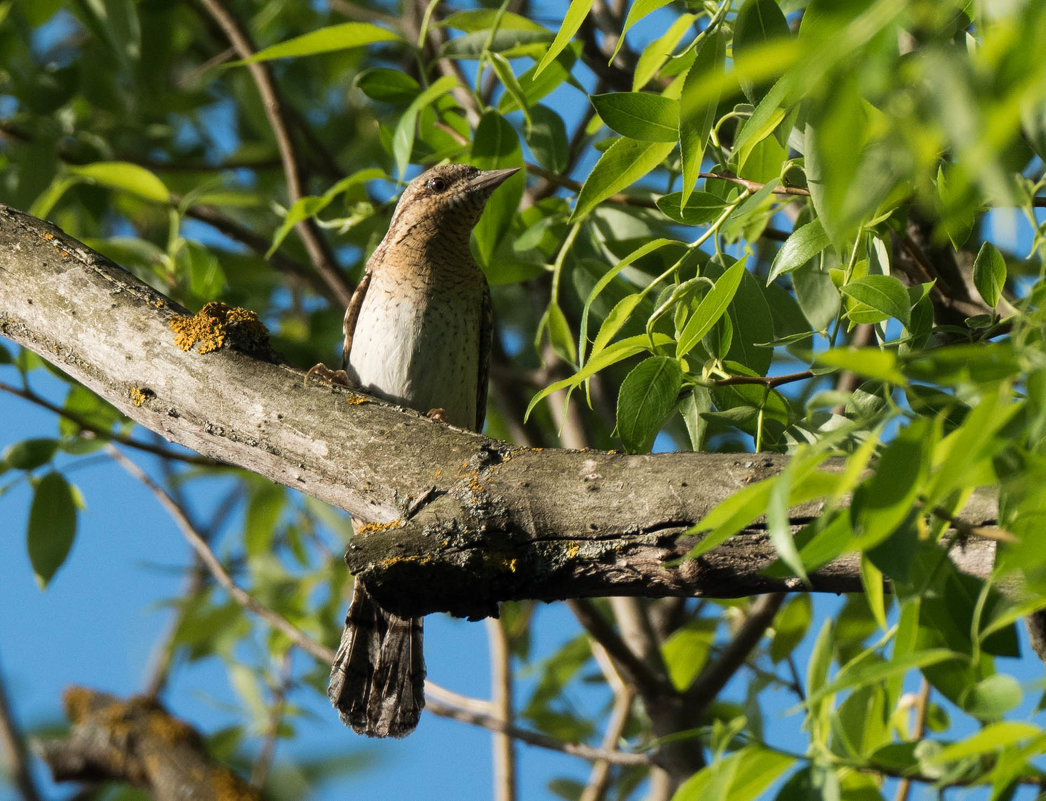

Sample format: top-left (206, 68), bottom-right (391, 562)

top-left (0, 204), bottom-right (1001, 617)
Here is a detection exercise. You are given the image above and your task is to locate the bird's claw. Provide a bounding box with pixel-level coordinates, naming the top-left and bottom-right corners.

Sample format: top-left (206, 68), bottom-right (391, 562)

top-left (426, 408), bottom-right (447, 422)
top-left (305, 364), bottom-right (352, 388)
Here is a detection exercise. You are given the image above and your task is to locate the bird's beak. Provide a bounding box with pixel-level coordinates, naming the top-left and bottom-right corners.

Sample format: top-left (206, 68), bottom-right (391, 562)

top-left (469, 167), bottom-right (520, 193)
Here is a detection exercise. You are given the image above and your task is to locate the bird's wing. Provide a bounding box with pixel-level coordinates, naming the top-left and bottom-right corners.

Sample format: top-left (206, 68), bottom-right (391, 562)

top-left (476, 281), bottom-right (492, 432)
top-left (341, 269), bottom-right (373, 370)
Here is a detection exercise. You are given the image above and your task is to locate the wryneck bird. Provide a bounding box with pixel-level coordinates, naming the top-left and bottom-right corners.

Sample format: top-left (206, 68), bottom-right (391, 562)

top-left (308, 163), bottom-right (518, 736)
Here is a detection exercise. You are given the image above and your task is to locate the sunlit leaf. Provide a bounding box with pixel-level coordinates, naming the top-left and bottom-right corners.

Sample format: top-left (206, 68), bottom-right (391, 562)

top-left (972, 241), bottom-right (1006, 309)
top-left (236, 23), bottom-right (400, 63)
top-left (570, 138), bottom-right (675, 221)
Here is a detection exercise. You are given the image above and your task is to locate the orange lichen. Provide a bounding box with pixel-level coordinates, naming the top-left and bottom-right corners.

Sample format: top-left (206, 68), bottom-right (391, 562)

top-left (356, 520), bottom-right (403, 536)
top-left (168, 302), bottom-right (270, 355)
top-left (345, 393), bottom-right (368, 405)
top-left (129, 386), bottom-right (153, 407)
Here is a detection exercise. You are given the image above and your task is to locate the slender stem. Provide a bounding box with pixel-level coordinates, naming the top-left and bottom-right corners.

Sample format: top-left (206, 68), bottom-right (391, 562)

top-left (684, 593), bottom-right (786, 713)
top-left (581, 642), bottom-right (635, 801)
top-left (108, 445), bottom-right (335, 664)
top-left (487, 618), bottom-right (517, 801)
top-left (566, 600), bottom-right (668, 701)
top-left (424, 696), bottom-right (652, 767)
top-left (194, 0), bottom-right (350, 308)
top-left (893, 679), bottom-right (930, 801)
top-left (251, 651), bottom-right (292, 789)
top-left (0, 380), bottom-right (220, 467)
top-left (0, 651), bottom-right (44, 801)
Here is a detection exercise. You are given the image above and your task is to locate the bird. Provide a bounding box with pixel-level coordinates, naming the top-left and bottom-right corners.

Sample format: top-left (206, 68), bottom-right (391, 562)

top-left (306, 163), bottom-right (519, 737)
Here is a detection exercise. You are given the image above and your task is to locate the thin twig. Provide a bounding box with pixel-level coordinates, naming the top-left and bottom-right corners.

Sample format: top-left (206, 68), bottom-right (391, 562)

top-left (894, 678), bottom-right (930, 801)
top-left (107, 444), bottom-right (336, 664)
top-left (0, 652), bottom-right (44, 801)
top-left (487, 618), bottom-right (517, 801)
top-left (142, 486), bottom-right (244, 698)
top-left (251, 651), bottom-right (292, 789)
top-left (581, 642), bottom-right (636, 801)
top-left (711, 370), bottom-right (815, 389)
top-left (0, 380), bottom-right (220, 467)
top-left (195, 0), bottom-right (351, 308)
top-left (424, 697), bottom-right (653, 767)
top-left (684, 593), bottom-right (786, 711)
top-left (566, 600), bottom-right (668, 701)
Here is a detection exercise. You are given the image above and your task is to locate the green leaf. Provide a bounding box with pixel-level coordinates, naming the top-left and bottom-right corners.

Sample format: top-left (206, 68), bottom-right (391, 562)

top-left (960, 673), bottom-right (1022, 721)
top-left (392, 75), bottom-right (458, 178)
top-left (27, 471), bottom-right (78, 587)
top-left (590, 92), bottom-right (678, 142)
top-left (441, 9), bottom-right (550, 34)
top-left (268, 168), bottom-right (384, 256)
top-left (815, 347), bottom-right (907, 385)
top-left (570, 138), bottom-right (675, 222)
top-left (526, 104), bottom-right (568, 173)
top-left (972, 241), bottom-right (1006, 309)
top-left (926, 721), bottom-right (1042, 765)
top-left (676, 257), bottom-right (748, 358)
top-left (525, 334), bottom-right (673, 421)
top-left (245, 482), bottom-right (285, 560)
top-left (767, 220), bottom-right (830, 282)
top-left (235, 22), bottom-right (400, 64)
top-left (840, 274), bottom-right (911, 328)
top-left (771, 594), bottom-right (812, 663)
top-left (661, 621), bottom-right (715, 691)
top-left (767, 463), bottom-right (808, 584)
top-left (471, 110), bottom-right (524, 265)
top-left (3, 438), bottom-right (59, 470)
top-left (542, 302), bottom-right (577, 365)
top-left (533, 0), bottom-right (592, 77)
top-left (69, 161), bottom-right (169, 203)
top-left (578, 238), bottom-right (680, 366)
top-left (792, 260), bottom-right (840, 332)
top-left (671, 745), bottom-right (793, 801)
top-left (679, 31), bottom-right (726, 207)
top-left (633, 13), bottom-right (696, 91)
top-left (500, 50), bottom-right (578, 113)
top-left (851, 418), bottom-right (931, 550)
top-left (591, 293), bottom-right (644, 358)
top-left (616, 356), bottom-right (682, 453)
top-left (611, 0), bottom-right (673, 63)
top-left (802, 649), bottom-right (962, 710)
top-left (656, 191), bottom-right (727, 225)
top-left (733, 0), bottom-right (791, 101)
top-left (354, 69), bottom-right (420, 105)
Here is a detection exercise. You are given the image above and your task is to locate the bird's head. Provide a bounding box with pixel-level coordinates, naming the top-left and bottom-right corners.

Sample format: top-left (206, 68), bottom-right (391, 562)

top-left (386, 164), bottom-right (519, 243)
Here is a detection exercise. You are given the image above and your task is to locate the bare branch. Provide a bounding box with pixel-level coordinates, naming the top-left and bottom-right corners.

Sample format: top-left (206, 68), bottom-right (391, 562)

top-left (35, 686), bottom-right (261, 801)
top-left (0, 205), bottom-right (1001, 622)
top-left (107, 445), bottom-right (335, 664)
top-left (194, 0), bottom-right (351, 307)
top-left (0, 656), bottom-right (44, 801)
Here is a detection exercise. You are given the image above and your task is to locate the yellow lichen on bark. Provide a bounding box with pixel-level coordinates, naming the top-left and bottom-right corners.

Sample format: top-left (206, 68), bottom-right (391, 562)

top-left (168, 302), bottom-right (270, 355)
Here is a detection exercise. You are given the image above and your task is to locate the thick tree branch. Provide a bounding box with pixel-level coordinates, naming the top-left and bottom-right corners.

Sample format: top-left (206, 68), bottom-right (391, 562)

top-left (0, 205), bottom-right (1001, 619)
top-left (35, 687), bottom-right (260, 801)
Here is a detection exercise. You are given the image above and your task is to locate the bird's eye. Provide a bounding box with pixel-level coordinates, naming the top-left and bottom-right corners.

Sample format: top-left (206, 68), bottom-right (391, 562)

top-left (427, 177), bottom-right (448, 192)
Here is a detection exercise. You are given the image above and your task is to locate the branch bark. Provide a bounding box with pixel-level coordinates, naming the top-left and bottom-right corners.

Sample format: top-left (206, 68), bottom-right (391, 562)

top-left (35, 687), bottom-right (260, 801)
top-left (0, 204), bottom-right (1001, 619)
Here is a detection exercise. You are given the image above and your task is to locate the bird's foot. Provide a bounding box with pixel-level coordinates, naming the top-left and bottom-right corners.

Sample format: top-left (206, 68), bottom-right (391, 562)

top-left (304, 363), bottom-right (352, 388)
top-left (426, 408), bottom-right (447, 423)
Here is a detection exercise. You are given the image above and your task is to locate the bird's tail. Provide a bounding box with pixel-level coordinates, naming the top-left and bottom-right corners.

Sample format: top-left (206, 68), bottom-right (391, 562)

top-left (328, 582), bottom-right (425, 738)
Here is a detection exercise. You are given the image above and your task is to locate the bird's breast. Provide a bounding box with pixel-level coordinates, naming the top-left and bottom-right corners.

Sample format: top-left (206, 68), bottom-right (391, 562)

top-left (346, 272), bottom-right (482, 429)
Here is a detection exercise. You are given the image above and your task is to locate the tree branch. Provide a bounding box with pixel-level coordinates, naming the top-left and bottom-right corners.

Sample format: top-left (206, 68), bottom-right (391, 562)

top-left (194, 0), bottom-right (350, 308)
top-left (0, 204), bottom-right (1001, 619)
